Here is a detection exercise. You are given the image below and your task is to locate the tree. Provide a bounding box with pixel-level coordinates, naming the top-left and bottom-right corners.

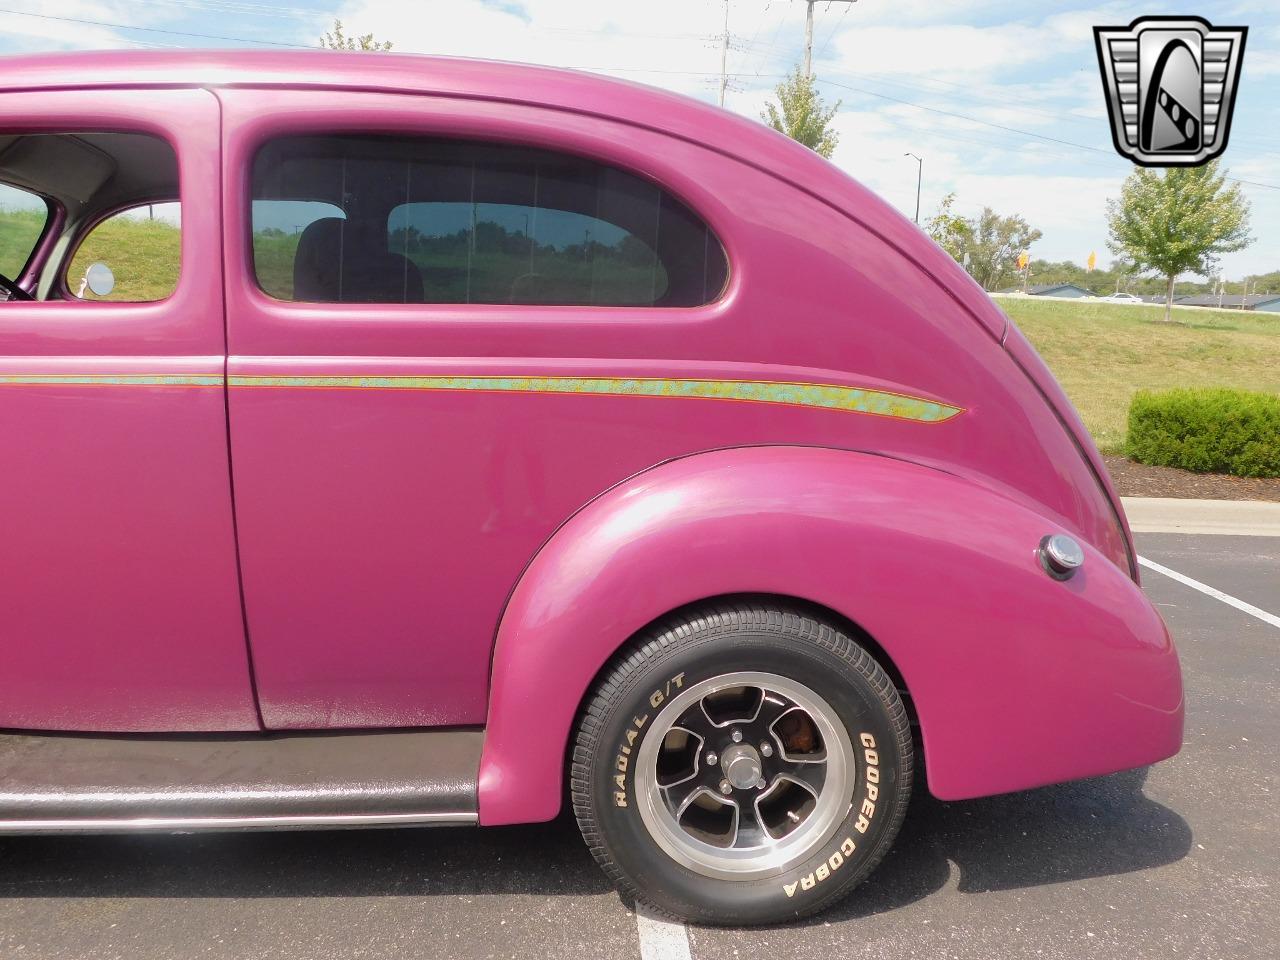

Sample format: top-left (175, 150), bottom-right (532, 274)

top-left (1106, 161), bottom-right (1252, 322)
top-left (320, 19), bottom-right (393, 51)
top-left (1246, 269), bottom-right (1280, 295)
top-left (761, 67), bottom-right (840, 159)
top-left (967, 208), bottom-right (1042, 291)
top-left (924, 193), bottom-right (972, 263)
top-left (921, 196), bottom-right (1041, 289)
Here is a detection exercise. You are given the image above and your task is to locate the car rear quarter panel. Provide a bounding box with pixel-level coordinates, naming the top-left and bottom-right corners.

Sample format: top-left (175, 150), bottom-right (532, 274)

top-left (479, 447), bottom-right (1183, 825)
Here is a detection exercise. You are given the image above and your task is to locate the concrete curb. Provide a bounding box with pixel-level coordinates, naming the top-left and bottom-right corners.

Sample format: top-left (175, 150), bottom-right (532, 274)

top-left (1122, 497), bottom-right (1280, 536)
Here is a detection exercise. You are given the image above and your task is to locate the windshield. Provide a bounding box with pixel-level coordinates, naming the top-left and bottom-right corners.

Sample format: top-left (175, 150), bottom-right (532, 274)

top-left (0, 181), bottom-right (50, 280)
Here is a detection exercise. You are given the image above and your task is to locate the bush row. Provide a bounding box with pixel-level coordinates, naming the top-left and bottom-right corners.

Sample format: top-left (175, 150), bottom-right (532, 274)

top-left (1126, 388), bottom-right (1280, 478)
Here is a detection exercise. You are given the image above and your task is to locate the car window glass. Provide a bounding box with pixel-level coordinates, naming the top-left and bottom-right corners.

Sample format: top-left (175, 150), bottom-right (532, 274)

top-left (0, 181), bottom-right (49, 279)
top-left (251, 200), bottom-right (347, 300)
top-left (251, 136), bottom-right (728, 307)
top-left (66, 203), bottom-right (181, 302)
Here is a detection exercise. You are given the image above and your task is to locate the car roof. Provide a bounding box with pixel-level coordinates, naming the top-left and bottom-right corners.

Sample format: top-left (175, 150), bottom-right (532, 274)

top-left (1, 50), bottom-right (786, 172)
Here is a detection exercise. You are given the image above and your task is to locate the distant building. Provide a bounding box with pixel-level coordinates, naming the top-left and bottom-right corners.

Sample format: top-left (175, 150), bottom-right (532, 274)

top-left (1174, 293), bottom-right (1280, 312)
top-left (1001, 283), bottom-right (1094, 298)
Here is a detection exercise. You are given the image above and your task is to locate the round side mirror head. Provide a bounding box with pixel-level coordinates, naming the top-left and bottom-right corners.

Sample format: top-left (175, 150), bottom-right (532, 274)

top-left (85, 262), bottom-right (115, 297)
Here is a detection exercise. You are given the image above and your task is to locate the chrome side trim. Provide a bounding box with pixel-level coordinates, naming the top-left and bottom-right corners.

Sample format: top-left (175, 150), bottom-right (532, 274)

top-left (0, 810), bottom-right (478, 835)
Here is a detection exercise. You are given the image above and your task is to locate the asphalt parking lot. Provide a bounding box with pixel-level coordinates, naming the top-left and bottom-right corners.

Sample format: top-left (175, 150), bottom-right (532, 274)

top-left (0, 532), bottom-right (1275, 960)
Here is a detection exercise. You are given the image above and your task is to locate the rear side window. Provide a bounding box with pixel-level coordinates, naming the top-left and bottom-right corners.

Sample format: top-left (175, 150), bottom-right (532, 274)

top-left (0, 182), bottom-right (49, 279)
top-left (250, 136), bottom-right (728, 307)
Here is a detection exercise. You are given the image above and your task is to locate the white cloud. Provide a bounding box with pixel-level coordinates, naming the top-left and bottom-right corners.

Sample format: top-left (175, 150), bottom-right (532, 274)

top-left (825, 23), bottom-right (1050, 80)
top-left (1, 0), bottom-right (185, 51)
top-left (319, 0), bottom-right (736, 97)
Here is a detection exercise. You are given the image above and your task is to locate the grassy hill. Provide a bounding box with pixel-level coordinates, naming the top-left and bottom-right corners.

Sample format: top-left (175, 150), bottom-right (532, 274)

top-left (1, 207), bottom-right (180, 301)
top-left (68, 216), bottom-right (180, 301)
top-left (0, 207), bottom-right (46, 279)
top-left (999, 296), bottom-right (1280, 453)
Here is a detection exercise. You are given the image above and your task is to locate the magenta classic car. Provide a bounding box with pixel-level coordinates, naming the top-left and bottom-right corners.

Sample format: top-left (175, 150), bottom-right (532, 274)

top-left (0, 50), bottom-right (1182, 925)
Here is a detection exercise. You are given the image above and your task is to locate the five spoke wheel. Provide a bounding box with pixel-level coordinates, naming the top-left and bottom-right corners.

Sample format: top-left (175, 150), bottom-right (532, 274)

top-left (635, 672), bottom-right (856, 880)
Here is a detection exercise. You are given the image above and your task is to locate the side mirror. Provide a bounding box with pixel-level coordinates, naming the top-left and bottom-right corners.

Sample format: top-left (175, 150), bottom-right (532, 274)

top-left (82, 262), bottom-right (115, 298)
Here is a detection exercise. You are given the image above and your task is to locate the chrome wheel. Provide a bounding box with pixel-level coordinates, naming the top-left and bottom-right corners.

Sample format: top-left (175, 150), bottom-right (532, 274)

top-left (634, 671), bottom-right (856, 881)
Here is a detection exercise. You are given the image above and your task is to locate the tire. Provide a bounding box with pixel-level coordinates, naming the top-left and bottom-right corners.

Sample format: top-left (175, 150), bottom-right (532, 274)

top-left (571, 601), bottom-right (913, 926)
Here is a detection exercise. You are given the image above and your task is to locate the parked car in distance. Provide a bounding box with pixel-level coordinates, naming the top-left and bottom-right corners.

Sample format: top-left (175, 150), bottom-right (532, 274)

top-left (1099, 291), bottom-right (1145, 303)
top-left (0, 50), bottom-right (1183, 926)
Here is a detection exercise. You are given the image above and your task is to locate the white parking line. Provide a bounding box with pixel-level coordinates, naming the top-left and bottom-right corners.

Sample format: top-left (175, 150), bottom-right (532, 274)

top-left (635, 903), bottom-right (692, 960)
top-left (1139, 555), bottom-right (1280, 630)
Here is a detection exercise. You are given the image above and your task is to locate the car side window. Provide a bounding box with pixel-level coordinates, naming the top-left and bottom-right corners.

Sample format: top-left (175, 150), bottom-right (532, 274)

top-left (0, 131), bottom-right (181, 304)
top-left (0, 181), bottom-right (50, 281)
top-left (66, 203), bottom-right (181, 302)
top-left (251, 135), bottom-right (728, 307)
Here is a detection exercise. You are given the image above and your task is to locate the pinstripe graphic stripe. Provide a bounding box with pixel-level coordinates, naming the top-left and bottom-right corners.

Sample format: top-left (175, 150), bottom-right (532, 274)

top-left (0, 374), bottom-right (222, 387)
top-left (228, 375), bottom-right (964, 423)
top-left (0, 373), bottom-right (963, 423)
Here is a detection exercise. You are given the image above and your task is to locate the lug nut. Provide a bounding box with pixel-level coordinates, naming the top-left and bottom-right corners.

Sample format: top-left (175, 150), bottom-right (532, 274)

top-left (731, 729), bottom-right (743, 743)
top-left (705, 751), bottom-right (718, 765)
top-left (719, 779), bottom-right (733, 795)
top-left (760, 742), bottom-right (773, 757)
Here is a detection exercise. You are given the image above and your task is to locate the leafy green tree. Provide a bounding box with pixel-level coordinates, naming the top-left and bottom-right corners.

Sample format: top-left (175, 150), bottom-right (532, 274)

top-left (967, 208), bottom-right (1041, 291)
top-left (320, 19), bottom-right (393, 51)
top-left (922, 195), bottom-right (1041, 290)
top-left (1106, 161), bottom-right (1252, 321)
top-left (924, 192), bottom-right (972, 263)
top-left (761, 67), bottom-right (840, 159)
top-left (1245, 269), bottom-right (1280, 295)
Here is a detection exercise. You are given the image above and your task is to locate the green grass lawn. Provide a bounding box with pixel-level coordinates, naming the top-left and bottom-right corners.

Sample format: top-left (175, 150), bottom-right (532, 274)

top-left (2, 208), bottom-right (180, 301)
top-left (1001, 296), bottom-right (1280, 453)
top-left (67, 216), bottom-right (180, 302)
top-left (0, 208), bottom-right (47, 278)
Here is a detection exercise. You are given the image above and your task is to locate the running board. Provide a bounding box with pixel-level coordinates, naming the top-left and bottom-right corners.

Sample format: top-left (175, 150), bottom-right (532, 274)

top-left (0, 728), bottom-right (482, 833)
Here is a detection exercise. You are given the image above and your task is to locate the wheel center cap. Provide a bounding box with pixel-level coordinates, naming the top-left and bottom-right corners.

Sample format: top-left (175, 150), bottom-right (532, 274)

top-left (720, 742), bottom-right (762, 789)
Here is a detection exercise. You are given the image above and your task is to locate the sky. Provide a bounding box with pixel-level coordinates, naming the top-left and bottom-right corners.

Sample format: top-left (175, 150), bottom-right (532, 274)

top-left (2, 0), bottom-right (1277, 279)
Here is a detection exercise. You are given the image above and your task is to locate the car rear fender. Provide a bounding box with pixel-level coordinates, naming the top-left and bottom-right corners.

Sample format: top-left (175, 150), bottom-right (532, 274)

top-left (477, 445), bottom-right (1182, 825)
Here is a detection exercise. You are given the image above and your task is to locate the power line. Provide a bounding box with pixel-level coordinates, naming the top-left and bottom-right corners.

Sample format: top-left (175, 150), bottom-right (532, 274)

top-left (815, 1), bottom-right (854, 62)
top-left (802, 0), bottom-right (856, 76)
top-left (3, 7), bottom-right (1274, 193)
top-left (813, 76), bottom-right (1280, 191)
top-left (745, 1), bottom-right (793, 79)
top-left (815, 75), bottom-right (1118, 157)
top-left (0, 6), bottom-right (311, 47)
top-left (107, 0), bottom-right (320, 19)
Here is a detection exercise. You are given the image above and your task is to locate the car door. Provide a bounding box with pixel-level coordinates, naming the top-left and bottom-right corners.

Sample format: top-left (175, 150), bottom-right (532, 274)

top-left (218, 88), bottom-right (750, 730)
top-left (0, 88), bottom-right (258, 732)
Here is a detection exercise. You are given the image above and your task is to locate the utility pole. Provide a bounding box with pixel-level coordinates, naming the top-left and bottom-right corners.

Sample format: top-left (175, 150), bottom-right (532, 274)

top-left (904, 152), bottom-right (922, 224)
top-left (803, 0), bottom-right (859, 76)
top-left (719, 0), bottom-right (730, 107)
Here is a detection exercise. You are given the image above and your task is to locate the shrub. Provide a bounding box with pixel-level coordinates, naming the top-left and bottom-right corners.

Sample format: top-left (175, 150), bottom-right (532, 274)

top-left (1126, 388), bottom-right (1280, 478)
